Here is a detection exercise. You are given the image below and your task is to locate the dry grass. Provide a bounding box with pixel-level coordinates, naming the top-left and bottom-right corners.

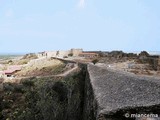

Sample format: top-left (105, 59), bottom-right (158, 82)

top-left (16, 59), bottom-right (66, 77)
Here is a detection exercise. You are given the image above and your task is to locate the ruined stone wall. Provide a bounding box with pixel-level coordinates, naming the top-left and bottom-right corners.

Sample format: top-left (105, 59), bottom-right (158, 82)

top-left (25, 58), bottom-right (160, 119)
top-left (46, 51), bottom-right (57, 58)
top-left (58, 50), bottom-right (71, 57)
top-left (86, 64), bottom-right (160, 120)
top-left (37, 49), bottom-right (83, 58)
top-left (37, 53), bottom-right (44, 58)
top-left (83, 69), bottom-right (97, 120)
top-left (148, 57), bottom-right (160, 71)
top-left (36, 53), bottom-right (40, 58)
top-left (158, 58), bottom-right (160, 70)
top-left (149, 58), bottom-right (158, 71)
top-left (71, 49), bottom-right (83, 57)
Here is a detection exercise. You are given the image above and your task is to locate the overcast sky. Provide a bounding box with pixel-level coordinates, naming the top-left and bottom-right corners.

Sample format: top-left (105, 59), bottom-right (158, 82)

top-left (0, 0), bottom-right (160, 53)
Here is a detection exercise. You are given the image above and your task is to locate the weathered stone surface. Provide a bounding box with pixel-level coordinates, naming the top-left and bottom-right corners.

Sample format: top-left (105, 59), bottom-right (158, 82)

top-left (87, 64), bottom-right (160, 119)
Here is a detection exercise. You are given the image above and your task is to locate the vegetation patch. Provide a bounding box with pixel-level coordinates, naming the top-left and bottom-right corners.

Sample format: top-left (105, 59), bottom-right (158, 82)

top-left (0, 68), bottom-right (85, 120)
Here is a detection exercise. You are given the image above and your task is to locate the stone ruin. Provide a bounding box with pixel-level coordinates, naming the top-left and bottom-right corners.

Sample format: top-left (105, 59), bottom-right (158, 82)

top-left (37, 48), bottom-right (83, 58)
top-left (138, 51), bottom-right (160, 71)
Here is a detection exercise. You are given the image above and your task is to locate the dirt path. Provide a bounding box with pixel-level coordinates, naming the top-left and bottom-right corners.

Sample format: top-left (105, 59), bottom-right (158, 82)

top-left (15, 63), bottom-right (79, 80)
top-left (55, 63), bottom-right (78, 77)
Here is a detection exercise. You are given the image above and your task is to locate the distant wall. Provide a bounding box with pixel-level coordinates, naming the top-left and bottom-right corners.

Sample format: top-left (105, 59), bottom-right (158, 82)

top-left (71, 49), bottom-right (83, 57)
top-left (46, 51), bottom-right (57, 58)
top-left (37, 53), bottom-right (44, 58)
top-left (37, 49), bottom-right (83, 58)
top-left (57, 50), bottom-right (71, 57)
top-left (158, 58), bottom-right (160, 70)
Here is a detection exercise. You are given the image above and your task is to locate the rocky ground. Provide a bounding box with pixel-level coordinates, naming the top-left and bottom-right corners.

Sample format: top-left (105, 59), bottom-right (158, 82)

top-left (106, 61), bottom-right (160, 77)
top-left (98, 56), bottom-right (160, 77)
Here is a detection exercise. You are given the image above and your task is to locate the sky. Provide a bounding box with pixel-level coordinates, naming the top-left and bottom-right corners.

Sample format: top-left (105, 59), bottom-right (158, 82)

top-left (0, 0), bottom-right (160, 54)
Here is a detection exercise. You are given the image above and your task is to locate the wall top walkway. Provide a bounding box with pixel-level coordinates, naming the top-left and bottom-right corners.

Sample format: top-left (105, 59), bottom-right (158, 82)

top-left (87, 64), bottom-right (160, 115)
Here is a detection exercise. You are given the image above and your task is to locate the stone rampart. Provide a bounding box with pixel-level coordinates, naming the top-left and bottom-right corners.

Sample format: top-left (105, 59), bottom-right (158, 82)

top-left (84, 64), bottom-right (160, 119)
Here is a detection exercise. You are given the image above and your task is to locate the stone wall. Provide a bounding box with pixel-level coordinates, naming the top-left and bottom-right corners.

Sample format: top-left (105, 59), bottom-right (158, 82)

top-left (4, 56), bottom-right (160, 120)
top-left (57, 50), bottom-right (71, 57)
top-left (37, 52), bottom-right (45, 58)
top-left (71, 49), bottom-right (83, 57)
top-left (86, 64), bottom-right (160, 120)
top-left (46, 51), bottom-right (57, 58)
top-left (83, 69), bottom-right (97, 120)
top-left (149, 57), bottom-right (160, 71)
top-left (158, 58), bottom-right (160, 70)
top-left (37, 49), bottom-right (83, 58)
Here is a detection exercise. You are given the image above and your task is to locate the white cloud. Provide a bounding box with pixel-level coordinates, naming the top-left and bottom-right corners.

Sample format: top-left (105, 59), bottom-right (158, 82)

top-left (78, 0), bottom-right (85, 8)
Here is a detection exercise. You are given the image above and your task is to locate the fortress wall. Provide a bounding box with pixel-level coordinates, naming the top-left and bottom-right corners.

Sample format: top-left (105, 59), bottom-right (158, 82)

top-left (71, 49), bottom-right (83, 57)
top-left (158, 58), bottom-right (160, 70)
top-left (34, 57), bottom-right (160, 120)
top-left (58, 50), bottom-right (71, 57)
top-left (46, 51), bottom-right (57, 57)
top-left (37, 53), bottom-right (44, 58)
top-left (85, 64), bottom-right (160, 119)
top-left (37, 49), bottom-right (83, 58)
top-left (36, 54), bottom-right (40, 58)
